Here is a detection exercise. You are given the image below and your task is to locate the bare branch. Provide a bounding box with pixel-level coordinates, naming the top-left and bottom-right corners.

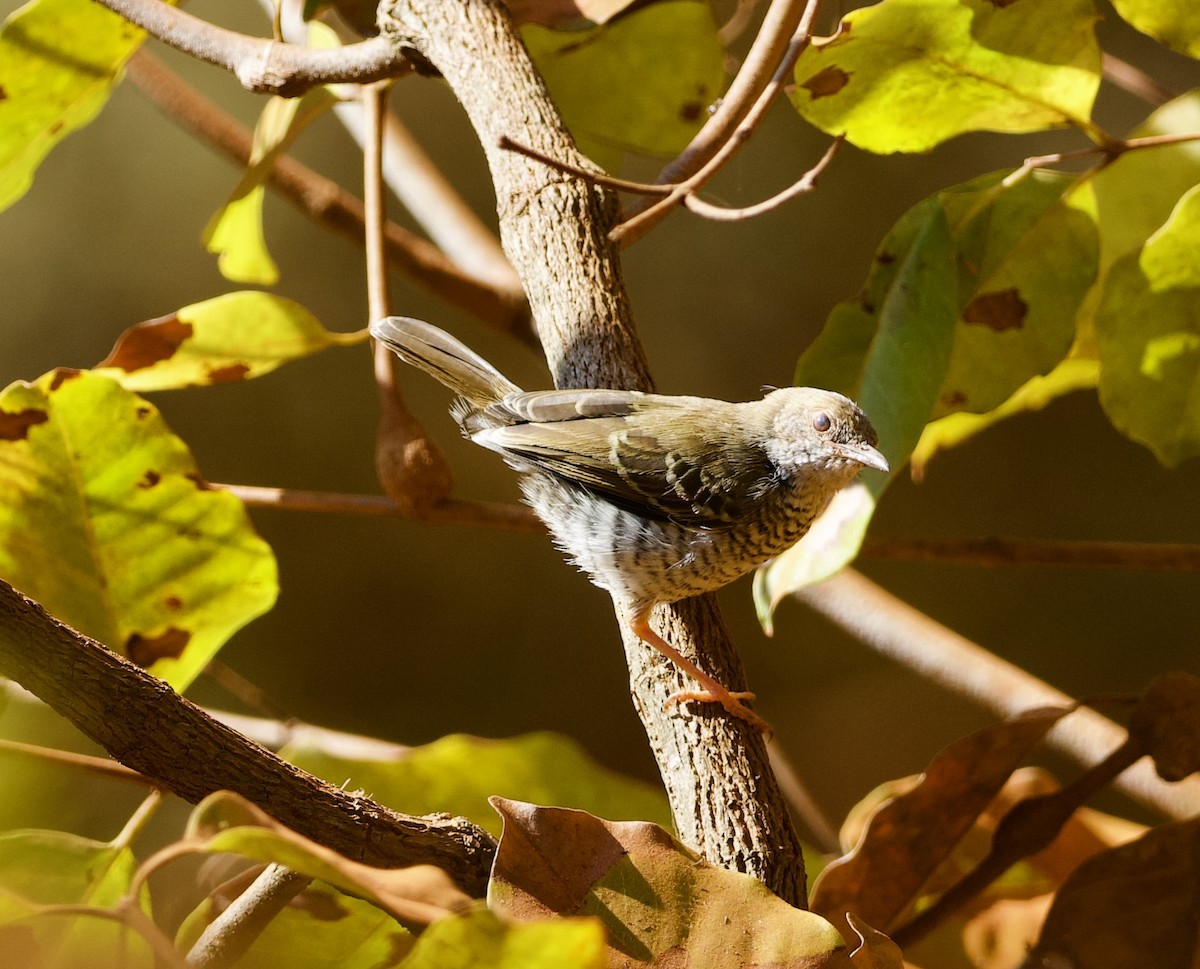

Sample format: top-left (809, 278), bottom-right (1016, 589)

top-left (0, 578), bottom-right (496, 895)
top-left (95, 0), bottom-right (407, 95)
top-left (125, 52), bottom-right (530, 336)
top-left (795, 568), bottom-right (1200, 819)
top-left (187, 864), bottom-right (313, 969)
top-left (861, 536), bottom-right (1200, 571)
top-left (0, 737), bottom-right (148, 784)
top-left (1102, 51), bottom-right (1177, 107)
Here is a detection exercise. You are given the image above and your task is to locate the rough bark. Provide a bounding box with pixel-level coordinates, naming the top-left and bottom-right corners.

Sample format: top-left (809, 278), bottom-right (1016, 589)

top-left (381, 0), bottom-right (806, 904)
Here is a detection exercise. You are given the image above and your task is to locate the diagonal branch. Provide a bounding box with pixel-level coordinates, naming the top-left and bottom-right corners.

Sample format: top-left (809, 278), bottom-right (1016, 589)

top-left (94, 0), bottom-right (407, 95)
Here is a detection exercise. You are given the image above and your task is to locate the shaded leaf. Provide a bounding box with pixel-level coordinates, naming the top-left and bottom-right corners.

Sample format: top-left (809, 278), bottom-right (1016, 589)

top-left (0, 0), bottom-right (149, 212)
top-left (185, 792), bottom-right (472, 925)
top-left (522, 1), bottom-right (725, 169)
top-left (177, 880), bottom-right (416, 969)
top-left (0, 829), bottom-right (151, 969)
top-left (1109, 0), bottom-right (1200, 59)
top-left (811, 707), bottom-right (1071, 931)
top-left (754, 200), bottom-right (956, 615)
top-left (399, 907), bottom-right (606, 969)
top-left (846, 916), bottom-right (903, 969)
top-left (1128, 672), bottom-right (1200, 782)
top-left (789, 0), bottom-right (1100, 154)
top-left (489, 798), bottom-right (853, 968)
top-left (94, 292), bottom-right (359, 391)
top-left (283, 732), bottom-right (671, 839)
top-left (1029, 818), bottom-right (1200, 969)
top-left (1095, 183), bottom-right (1200, 466)
top-left (0, 370), bottom-right (277, 689)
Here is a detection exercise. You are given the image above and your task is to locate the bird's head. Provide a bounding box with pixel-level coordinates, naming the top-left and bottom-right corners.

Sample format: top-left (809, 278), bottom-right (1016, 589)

top-left (761, 388), bottom-right (889, 478)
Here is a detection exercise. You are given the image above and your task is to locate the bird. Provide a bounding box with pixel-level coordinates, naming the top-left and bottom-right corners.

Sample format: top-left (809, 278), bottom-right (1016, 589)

top-left (371, 317), bottom-right (888, 732)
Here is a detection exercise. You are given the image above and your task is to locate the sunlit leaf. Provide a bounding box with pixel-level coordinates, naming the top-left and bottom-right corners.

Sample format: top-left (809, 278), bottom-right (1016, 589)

top-left (399, 907), bottom-right (606, 969)
top-left (1109, 0), bottom-right (1200, 59)
top-left (0, 370), bottom-right (277, 689)
top-left (0, 0), bottom-right (152, 212)
top-left (94, 291), bottom-right (361, 391)
top-left (790, 0), bottom-right (1101, 154)
top-left (1095, 184), bottom-right (1200, 466)
top-left (177, 880), bottom-right (416, 969)
top-left (283, 732), bottom-right (672, 838)
top-left (203, 26), bottom-right (339, 285)
top-left (522, 1), bottom-right (725, 169)
top-left (489, 799), bottom-right (853, 967)
top-left (184, 792), bottom-right (472, 925)
top-left (0, 830), bottom-right (151, 969)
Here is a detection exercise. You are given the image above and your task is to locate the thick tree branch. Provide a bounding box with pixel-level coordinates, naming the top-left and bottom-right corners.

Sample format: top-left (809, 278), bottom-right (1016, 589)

top-left (94, 0), bottom-right (406, 95)
top-left (381, 0), bottom-right (807, 905)
top-left (0, 579), bottom-right (496, 896)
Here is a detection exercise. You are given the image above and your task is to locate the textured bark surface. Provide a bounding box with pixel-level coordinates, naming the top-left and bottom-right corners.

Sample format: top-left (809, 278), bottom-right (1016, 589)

top-left (0, 580), bottom-right (495, 897)
top-left (381, 0), bottom-right (806, 904)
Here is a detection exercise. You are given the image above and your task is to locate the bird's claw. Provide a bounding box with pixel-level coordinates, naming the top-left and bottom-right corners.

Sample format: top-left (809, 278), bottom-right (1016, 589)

top-left (664, 688), bottom-right (772, 736)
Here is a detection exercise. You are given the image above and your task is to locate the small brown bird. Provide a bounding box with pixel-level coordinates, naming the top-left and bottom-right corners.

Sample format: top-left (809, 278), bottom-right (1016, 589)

top-left (372, 317), bottom-right (888, 731)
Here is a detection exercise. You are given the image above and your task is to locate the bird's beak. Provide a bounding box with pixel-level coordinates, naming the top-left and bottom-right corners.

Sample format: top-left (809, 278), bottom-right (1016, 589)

top-left (836, 442), bottom-right (890, 473)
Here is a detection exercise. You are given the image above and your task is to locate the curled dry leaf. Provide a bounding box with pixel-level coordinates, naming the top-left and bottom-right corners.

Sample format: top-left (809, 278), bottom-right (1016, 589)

top-left (1128, 671), bottom-right (1200, 782)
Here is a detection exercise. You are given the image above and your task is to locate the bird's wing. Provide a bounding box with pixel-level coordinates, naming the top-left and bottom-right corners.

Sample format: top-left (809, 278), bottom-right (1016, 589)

top-left (474, 394), bottom-right (779, 527)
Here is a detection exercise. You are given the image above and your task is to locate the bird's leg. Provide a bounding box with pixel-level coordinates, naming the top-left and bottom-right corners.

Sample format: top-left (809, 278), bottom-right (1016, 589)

top-left (628, 607), bottom-right (771, 734)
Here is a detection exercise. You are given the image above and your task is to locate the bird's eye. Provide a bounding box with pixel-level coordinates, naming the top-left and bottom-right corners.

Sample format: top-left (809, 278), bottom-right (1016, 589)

top-left (812, 412), bottom-right (832, 433)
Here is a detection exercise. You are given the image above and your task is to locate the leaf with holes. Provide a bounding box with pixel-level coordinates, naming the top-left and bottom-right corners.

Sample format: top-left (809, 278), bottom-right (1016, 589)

top-left (0, 370), bottom-right (277, 689)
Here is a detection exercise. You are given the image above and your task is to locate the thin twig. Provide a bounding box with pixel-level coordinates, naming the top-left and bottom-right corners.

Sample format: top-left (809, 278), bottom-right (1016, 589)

top-left (766, 741), bottom-right (841, 853)
top-left (94, 0), bottom-right (406, 95)
top-left (794, 568), bottom-right (1200, 820)
top-left (498, 136), bottom-right (673, 196)
top-left (1102, 51), bottom-right (1177, 107)
top-left (0, 737), bottom-right (150, 784)
top-left (125, 51), bottom-right (529, 334)
top-left (860, 536), bottom-right (1200, 571)
top-left (213, 484), bottom-right (542, 531)
top-left (364, 82), bottom-right (391, 324)
top-left (187, 864), bottom-right (313, 968)
top-left (614, 0), bottom-right (827, 245)
top-left (683, 136), bottom-right (842, 221)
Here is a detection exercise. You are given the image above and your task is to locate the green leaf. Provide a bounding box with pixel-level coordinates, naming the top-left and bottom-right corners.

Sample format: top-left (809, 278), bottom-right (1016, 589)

top-left (177, 881), bottom-right (415, 969)
top-left (94, 291), bottom-right (361, 391)
top-left (1109, 0), bottom-right (1200, 59)
top-left (790, 0), bottom-right (1101, 154)
top-left (488, 800), bottom-right (852, 967)
top-left (0, 829), bottom-right (151, 969)
top-left (522, 1), bottom-right (725, 169)
top-left (0, 370), bottom-right (277, 689)
top-left (399, 908), bottom-right (606, 969)
top-left (933, 172), bottom-right (1099, 417)
top-left (283, 732), bottom-right (672, 838)
top-left (1095, 184), bottom-right (1200, 467)
top-left (0, 0), bottom-right (150, 212)
top-left (755, 198), bottom-right (957, 618)
top-left (184, 793), bottom-right (472, 925)
top-left (203, 53), bottom-right (338, 285)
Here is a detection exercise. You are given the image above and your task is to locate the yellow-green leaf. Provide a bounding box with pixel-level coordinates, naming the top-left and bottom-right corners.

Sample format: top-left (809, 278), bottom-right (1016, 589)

top-left (0, 0), bottom-right (150, 212)
top-left (400, 908), bottom-right (606, 969)
top-left (94, 291), bottom-right (360, 391)
top-left (0, 370), bottom-right (277, 688)
top-left (203, 82), bottom-right (337, 285)
top-left (1095, 184), bottom-right (1200, 467)
top-left (0, 830), bottom-right (151, 969)
top-left (522, 1), bottom-right (726, 169)
top-left (283, 732), bottom-right (672, 838)
top-left (1110, 0), bottom-right (1200, 59)
top-left (790, 0), bottom-right (1101, 154)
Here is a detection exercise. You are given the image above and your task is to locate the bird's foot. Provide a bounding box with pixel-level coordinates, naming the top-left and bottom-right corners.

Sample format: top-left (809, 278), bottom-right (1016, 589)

top-left (665, 687), bottom-right (772, 736)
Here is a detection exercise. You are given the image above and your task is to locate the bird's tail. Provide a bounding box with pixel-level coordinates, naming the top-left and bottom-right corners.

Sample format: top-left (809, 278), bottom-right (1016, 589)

top-left (371, 317), bottom-right (522, 406)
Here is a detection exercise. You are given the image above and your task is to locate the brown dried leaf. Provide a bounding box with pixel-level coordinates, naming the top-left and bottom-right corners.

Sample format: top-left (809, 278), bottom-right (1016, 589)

top-left (811, 707), bottom-right (1071, 930)
top-left (1129, 671), bottom-right (1200, 782)
top-left (845, 915), bottom-right (903, 969)
top-left (1029, 817), bottom-right (1200, 969)
top-left (488, 798), bottom-right (854, 968)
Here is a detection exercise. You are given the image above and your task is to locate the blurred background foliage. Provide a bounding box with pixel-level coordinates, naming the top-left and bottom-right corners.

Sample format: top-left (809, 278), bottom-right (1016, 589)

top-left (0, 0), bottom-right (1196, 849)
